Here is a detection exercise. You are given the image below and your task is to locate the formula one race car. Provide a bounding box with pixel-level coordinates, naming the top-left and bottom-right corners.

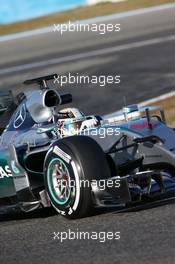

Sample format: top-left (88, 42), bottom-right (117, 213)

top-left (1, 74), bottom-right (175, 219)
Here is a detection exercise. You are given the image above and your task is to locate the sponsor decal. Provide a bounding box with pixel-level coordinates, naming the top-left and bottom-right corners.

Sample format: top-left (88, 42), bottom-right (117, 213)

top-left (53, 146), bottom-right (71, 164)
top-left (130, 121), bottom-right (157, 129)
top-left (0, 165), bottom-right (13, 178)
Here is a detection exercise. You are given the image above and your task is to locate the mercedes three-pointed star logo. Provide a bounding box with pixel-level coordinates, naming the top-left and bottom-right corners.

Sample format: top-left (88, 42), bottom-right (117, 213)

top-left (13, 104), bottom-right (26, 129)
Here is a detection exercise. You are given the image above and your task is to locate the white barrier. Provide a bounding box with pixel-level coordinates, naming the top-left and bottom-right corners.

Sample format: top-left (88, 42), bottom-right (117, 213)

top-left (87, 0), bottom-right (126, 5)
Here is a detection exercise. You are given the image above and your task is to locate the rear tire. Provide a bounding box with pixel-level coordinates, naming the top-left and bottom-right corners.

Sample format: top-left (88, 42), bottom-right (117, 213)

top-left (44, 136), bottom-right (110, 219)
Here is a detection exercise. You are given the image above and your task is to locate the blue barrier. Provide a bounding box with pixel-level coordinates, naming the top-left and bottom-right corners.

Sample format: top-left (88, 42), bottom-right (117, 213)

top-left (0, 0), bottom-right (85, 24)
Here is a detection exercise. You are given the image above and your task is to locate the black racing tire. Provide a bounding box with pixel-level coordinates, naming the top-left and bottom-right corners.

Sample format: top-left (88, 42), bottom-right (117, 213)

top-left (44, 135), bottom-right (111, 219)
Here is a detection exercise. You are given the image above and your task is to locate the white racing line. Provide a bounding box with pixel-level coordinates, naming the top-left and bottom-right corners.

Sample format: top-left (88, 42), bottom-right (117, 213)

top-left (139, 90), bottom-right (175, 107)
top-left (0, 33), bottom-right (175, 75)
top-left (104, 90), bottom-right (175, 120)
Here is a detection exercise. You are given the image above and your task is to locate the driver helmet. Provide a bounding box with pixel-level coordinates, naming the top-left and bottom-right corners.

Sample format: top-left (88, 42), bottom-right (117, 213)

top-left (56, 108), bottom-right (86, 136)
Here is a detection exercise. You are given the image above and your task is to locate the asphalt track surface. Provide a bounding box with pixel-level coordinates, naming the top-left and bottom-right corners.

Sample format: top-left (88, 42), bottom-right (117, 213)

top-left (0, 5), bottom-right (175, 264)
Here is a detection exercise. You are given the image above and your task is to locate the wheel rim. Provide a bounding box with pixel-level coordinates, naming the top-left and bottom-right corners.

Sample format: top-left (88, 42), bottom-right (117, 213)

top-left (47, 158), bottom-right (71, 205)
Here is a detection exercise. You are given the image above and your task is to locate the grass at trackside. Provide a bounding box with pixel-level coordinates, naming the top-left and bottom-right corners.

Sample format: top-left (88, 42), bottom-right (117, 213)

top-left (0, 0), bottom-right (175, 36)
top-left (148, 96), bottom-right (175, 127)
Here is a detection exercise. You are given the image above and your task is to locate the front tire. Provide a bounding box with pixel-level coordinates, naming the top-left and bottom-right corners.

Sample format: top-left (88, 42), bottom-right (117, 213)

top-left (44, 136), bottom-right (110, 219)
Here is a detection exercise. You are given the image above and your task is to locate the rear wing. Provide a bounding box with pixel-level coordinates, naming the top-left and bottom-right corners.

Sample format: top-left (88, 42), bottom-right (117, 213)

top-left (24, 74), bottom-right (58, 89)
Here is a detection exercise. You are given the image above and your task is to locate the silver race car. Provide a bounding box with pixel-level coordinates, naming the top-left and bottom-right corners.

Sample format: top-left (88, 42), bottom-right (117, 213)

top-left (0, 74), bottom-right (175, 219)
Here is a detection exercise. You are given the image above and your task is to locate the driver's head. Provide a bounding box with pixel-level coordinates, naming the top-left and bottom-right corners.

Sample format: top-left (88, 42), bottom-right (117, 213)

top-left (56, 108), bottom-right (86, 136)
top-left (58, 108), bottom-right (85, 119)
